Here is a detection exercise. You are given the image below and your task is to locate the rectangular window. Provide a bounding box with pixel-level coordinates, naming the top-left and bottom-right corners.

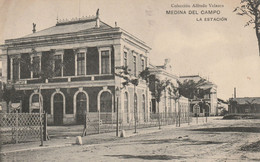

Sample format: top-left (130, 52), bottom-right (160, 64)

top-left (32, 56), bottom-right (40, 78)
top-left (13, 58), bottom-right (19, 81)
top-left (141, 59), bottom-right (145, 71)
top-left (133, 56), bottom-right (137, 76)
top-left (54, 55), bottom-right (62, 77)
top-left (101, 50), bottom-right (110, 74)
top-left (77, 53), bottom-right (85, 75)
top-left (124, 51), bottom-right (127, 67)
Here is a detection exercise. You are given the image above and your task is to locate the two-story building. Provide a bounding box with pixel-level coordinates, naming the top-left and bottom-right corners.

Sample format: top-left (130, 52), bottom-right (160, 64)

top-left (0, 10), bottom-right (151, 125)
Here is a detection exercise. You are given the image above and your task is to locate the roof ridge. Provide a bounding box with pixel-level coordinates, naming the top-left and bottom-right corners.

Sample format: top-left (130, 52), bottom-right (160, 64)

top-left (56, 15), bottom-right (97, 26)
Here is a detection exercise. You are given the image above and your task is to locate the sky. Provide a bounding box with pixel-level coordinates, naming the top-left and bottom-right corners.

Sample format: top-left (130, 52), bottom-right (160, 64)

top-left (0, 0), bottom-right (260, 100)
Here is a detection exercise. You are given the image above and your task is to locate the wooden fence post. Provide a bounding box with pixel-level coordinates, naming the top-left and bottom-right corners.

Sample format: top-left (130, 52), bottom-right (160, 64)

top-left (15, 110), bottom-right (18, 144)
top-left (39, 113), bottom-right (43, 146)
top-left (43, 112), bottom-right (48, 141)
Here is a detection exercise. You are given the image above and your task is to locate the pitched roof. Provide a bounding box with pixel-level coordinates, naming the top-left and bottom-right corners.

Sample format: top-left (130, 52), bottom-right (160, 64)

top-left (179, 75), bottom-right (200, 78)
top-left (179, 75), bottom-right (217, 89)
top-left (23, 18), bottom-right (112, 38)
top-left (233, 97), bottom-right (260, 105)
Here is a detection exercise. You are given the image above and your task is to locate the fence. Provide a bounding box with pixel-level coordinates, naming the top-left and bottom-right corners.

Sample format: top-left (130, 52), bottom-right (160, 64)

top-left (0, 112), bottom-right (44, 144)
top-left (82, 112), bottom-right (192, 136)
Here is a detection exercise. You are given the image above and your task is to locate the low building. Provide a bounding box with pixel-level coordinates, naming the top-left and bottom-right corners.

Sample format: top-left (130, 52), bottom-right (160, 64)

top-left (229, 97), bottom-right (260, 114)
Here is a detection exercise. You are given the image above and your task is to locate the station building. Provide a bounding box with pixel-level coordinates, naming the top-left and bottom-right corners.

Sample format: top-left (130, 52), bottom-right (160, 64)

top-left (0, 11), bottom-right (151, 125)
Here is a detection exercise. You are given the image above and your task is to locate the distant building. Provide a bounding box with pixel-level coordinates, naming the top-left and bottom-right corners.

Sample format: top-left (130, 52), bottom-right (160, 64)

top-left (0, 67), bottom-right (5, 112)
top-left (229, 97), bottom-right (260, 114)
top-left (148, 59), bottom-right (190, 117)
top-left (179, 75), bottom-right (218, 116)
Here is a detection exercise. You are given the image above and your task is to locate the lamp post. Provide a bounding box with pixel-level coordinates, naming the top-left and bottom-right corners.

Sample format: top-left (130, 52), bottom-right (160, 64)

top-left (115, 87), bottom-right (120, 137)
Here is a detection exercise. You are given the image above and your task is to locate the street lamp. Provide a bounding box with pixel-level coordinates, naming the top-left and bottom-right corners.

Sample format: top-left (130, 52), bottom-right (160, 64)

top-left (115, 87), bottom-right (120, 137)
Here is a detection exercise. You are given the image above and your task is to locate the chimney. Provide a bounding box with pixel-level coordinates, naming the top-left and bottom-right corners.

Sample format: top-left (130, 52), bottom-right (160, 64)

top-left (95, 9), bottom-right (100, 28)
top-left (234, 87), bottom-right (236, 99)
top-left (163, 58), bottom-right (172, 71)
top-left (32, 23), bottom-right (36, 33)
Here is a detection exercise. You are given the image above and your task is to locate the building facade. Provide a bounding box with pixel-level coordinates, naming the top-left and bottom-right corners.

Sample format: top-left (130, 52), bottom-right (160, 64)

top-left (179, 75), bottom-right (218, 116)
top-left (229, 97), bottom-right (260, 114)
top-left (0, 11), bottom-right (151, 125)
top-left (148, 59), bottom-right (190, 117)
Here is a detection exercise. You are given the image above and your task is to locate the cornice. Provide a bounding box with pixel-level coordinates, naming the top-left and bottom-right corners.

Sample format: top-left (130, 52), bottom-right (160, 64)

top-left (119, 28), bottom-right (151, 51)
top-left (3, 28), bottom-right (122, 49)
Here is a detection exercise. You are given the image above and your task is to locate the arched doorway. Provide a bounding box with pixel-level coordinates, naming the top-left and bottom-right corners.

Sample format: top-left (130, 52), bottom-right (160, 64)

top-left (124, 92), bottom-right (129, 123)
top-left (100, 91), bottom-right (112, 123)
top-left (193, 104), bottom-right (200, 117)
top-left (53, 93), bottom-right (64, 125)
top-left (30, 93), bottom-right (43, 113)
top-left (204, 104), bottom-right (210, 117)
top-left (76, 92), bottom-right (87, 124)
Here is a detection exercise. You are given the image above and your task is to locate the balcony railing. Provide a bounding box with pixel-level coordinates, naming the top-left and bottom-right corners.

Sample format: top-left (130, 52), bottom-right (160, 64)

top-left (7, 74), bottom-right (115, 85)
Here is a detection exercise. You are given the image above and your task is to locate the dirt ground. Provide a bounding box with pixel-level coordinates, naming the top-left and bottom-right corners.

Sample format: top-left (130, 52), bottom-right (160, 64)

top-left (1, 117), bottom-right (260, 161)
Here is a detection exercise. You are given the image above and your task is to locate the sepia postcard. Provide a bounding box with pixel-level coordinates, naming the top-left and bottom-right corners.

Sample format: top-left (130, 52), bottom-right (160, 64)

top-left (0, 0), bottom-right (260, 161)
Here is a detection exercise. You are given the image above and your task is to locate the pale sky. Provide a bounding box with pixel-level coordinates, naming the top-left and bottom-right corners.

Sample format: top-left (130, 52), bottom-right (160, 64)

top-left (0, 0), bottom-right (260, 100)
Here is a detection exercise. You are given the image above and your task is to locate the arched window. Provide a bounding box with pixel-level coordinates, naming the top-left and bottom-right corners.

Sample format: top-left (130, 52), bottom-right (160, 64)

top-left (31, 94), bottom-right (40, 113)
top-left (100, 91), bottom-right (112, 112)
top-left (142, 95), bottom-right (145, 122)
top-left (124, 92), bottom-right (129, 123)
top-left (134, 93), bottom-right (138, 121)
top-left (32, 94), bottom-right (39, 103)
top-left (30, 93), bottom-right (43, 113)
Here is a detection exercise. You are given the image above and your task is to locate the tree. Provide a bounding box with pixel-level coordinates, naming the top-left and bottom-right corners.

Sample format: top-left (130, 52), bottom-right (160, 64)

top-left (168, 82), bottom-right (181, 126)
top-left (139, 68), bottom-right (171, 129)
top-left (177, 78), bottom-right (207, 99)
top-left (115, 66), bottom-right (139, 89)
top-left (234, 0), bottom-right (260, 56)
top-left (114, 66), bottom-right (139, 132)
top-left (2, 83), bottom-right (23, 112)
top-left (30, 49), bottom-right (59, 81)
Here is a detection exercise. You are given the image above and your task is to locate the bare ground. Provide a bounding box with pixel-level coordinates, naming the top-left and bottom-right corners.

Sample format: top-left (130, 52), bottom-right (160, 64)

top-left (1, 117), bottom-right (260, 162)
